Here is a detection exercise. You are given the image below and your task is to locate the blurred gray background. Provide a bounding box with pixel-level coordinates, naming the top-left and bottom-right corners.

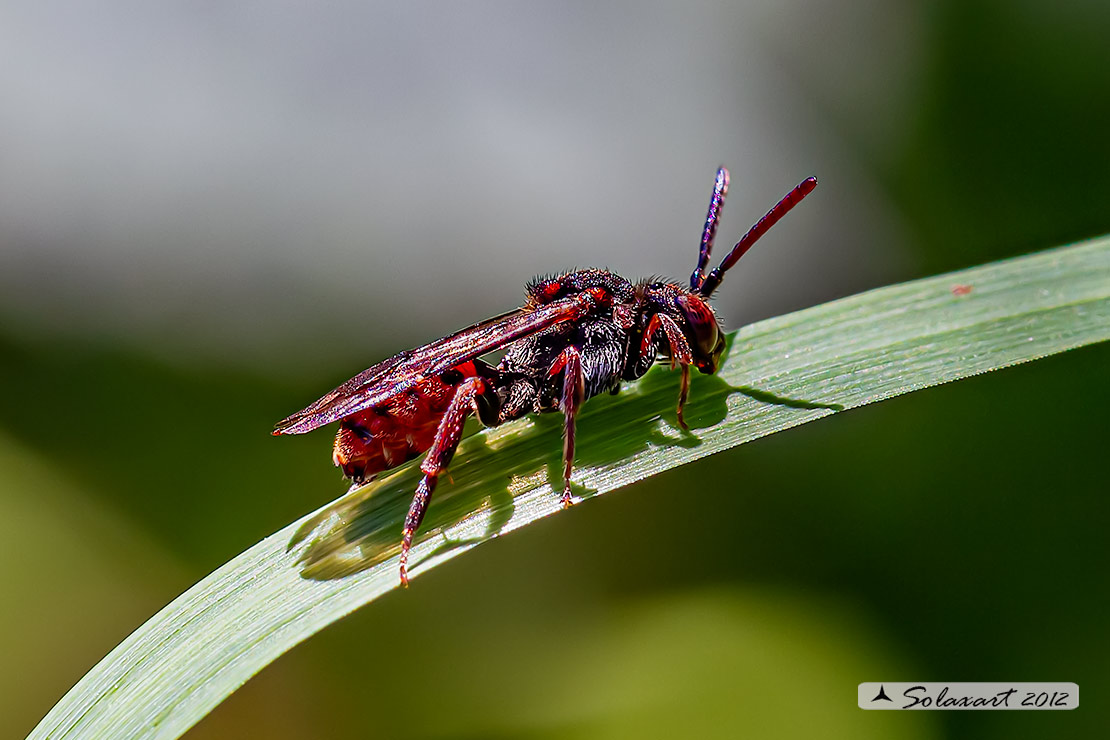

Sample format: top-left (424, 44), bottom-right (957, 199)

top-left (2, 1), bottom-right (1107, 738)
top-left (0, 0), bottom-right (916, 373)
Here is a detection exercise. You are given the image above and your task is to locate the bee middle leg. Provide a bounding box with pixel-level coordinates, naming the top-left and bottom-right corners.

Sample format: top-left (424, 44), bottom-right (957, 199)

top-left (548, 346), bottom-right (585, 507)
top-left (399, 375), bottom-right (495, 587)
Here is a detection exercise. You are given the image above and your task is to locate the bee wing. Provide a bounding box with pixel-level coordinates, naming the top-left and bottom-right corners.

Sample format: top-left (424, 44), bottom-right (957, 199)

top-left (273, 294), bottom-right (592, 435)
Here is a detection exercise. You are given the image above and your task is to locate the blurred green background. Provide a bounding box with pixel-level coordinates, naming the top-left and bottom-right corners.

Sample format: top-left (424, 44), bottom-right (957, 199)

top-left (2, 1), bottom-right (1107, 738)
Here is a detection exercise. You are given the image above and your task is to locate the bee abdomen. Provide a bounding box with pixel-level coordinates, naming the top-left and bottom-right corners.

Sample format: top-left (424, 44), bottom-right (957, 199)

top-left (331, 375), bottom-right (458, 482)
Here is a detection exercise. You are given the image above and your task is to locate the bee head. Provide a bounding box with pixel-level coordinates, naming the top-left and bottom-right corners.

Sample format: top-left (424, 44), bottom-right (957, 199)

top-left (676, 293), bottom-right (726, 374)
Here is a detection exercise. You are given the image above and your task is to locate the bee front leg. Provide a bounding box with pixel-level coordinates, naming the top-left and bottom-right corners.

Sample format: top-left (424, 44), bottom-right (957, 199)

top-left (676, 363), bottom-right (690, 429)
top-left (399, 376), bottom-right (491, 587)
top-left (548, 346), bottom-right (584, 507)
top-left (641, 313), bottom-right (694, 430)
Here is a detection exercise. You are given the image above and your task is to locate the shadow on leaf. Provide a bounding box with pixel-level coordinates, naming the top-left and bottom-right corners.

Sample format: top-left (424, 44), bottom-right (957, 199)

top-left (288, 351), bottom-right (841, 581)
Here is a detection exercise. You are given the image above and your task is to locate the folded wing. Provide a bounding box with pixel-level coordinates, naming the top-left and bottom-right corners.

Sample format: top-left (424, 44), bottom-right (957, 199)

top-left (273, 294), bottom-right (594, 435)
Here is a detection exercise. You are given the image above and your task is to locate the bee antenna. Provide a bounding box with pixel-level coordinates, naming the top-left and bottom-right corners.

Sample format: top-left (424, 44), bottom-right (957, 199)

top-left (690, 166), bottom-right (730, 290)
top-left (698, 176), bottom-right (817, 298)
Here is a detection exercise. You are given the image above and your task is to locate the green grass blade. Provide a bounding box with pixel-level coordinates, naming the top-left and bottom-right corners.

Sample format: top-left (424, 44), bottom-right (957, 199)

top-left (30, 236), bottom-right (1110, 740)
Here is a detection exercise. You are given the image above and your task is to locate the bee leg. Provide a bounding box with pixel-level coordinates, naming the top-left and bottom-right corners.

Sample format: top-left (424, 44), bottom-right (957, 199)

top-left (677, 363), bottom-right (691, 430)
top-left (549, 346), bottom-right (584, 507)
top-left (399, 376), bottom-right (489, 587)
top-left (640, 313), bottom-right (694, 430)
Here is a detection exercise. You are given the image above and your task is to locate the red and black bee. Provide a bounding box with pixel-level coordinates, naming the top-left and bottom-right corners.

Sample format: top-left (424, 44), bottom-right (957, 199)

top-left (275, 167), bottom-right (817, 585)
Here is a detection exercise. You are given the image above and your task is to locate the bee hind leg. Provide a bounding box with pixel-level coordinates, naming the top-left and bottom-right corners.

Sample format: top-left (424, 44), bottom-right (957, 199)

top-left (399, 376), bottom-right (495, 587)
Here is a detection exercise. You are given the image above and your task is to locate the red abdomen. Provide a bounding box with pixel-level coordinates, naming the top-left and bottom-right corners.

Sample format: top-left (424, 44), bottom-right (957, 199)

top-left (331, 365), bottom-right (474, 483)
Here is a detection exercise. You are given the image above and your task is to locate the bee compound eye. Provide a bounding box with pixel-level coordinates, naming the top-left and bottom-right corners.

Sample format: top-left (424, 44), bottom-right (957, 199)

top-left (677, 294), bottom-right (720, 360)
